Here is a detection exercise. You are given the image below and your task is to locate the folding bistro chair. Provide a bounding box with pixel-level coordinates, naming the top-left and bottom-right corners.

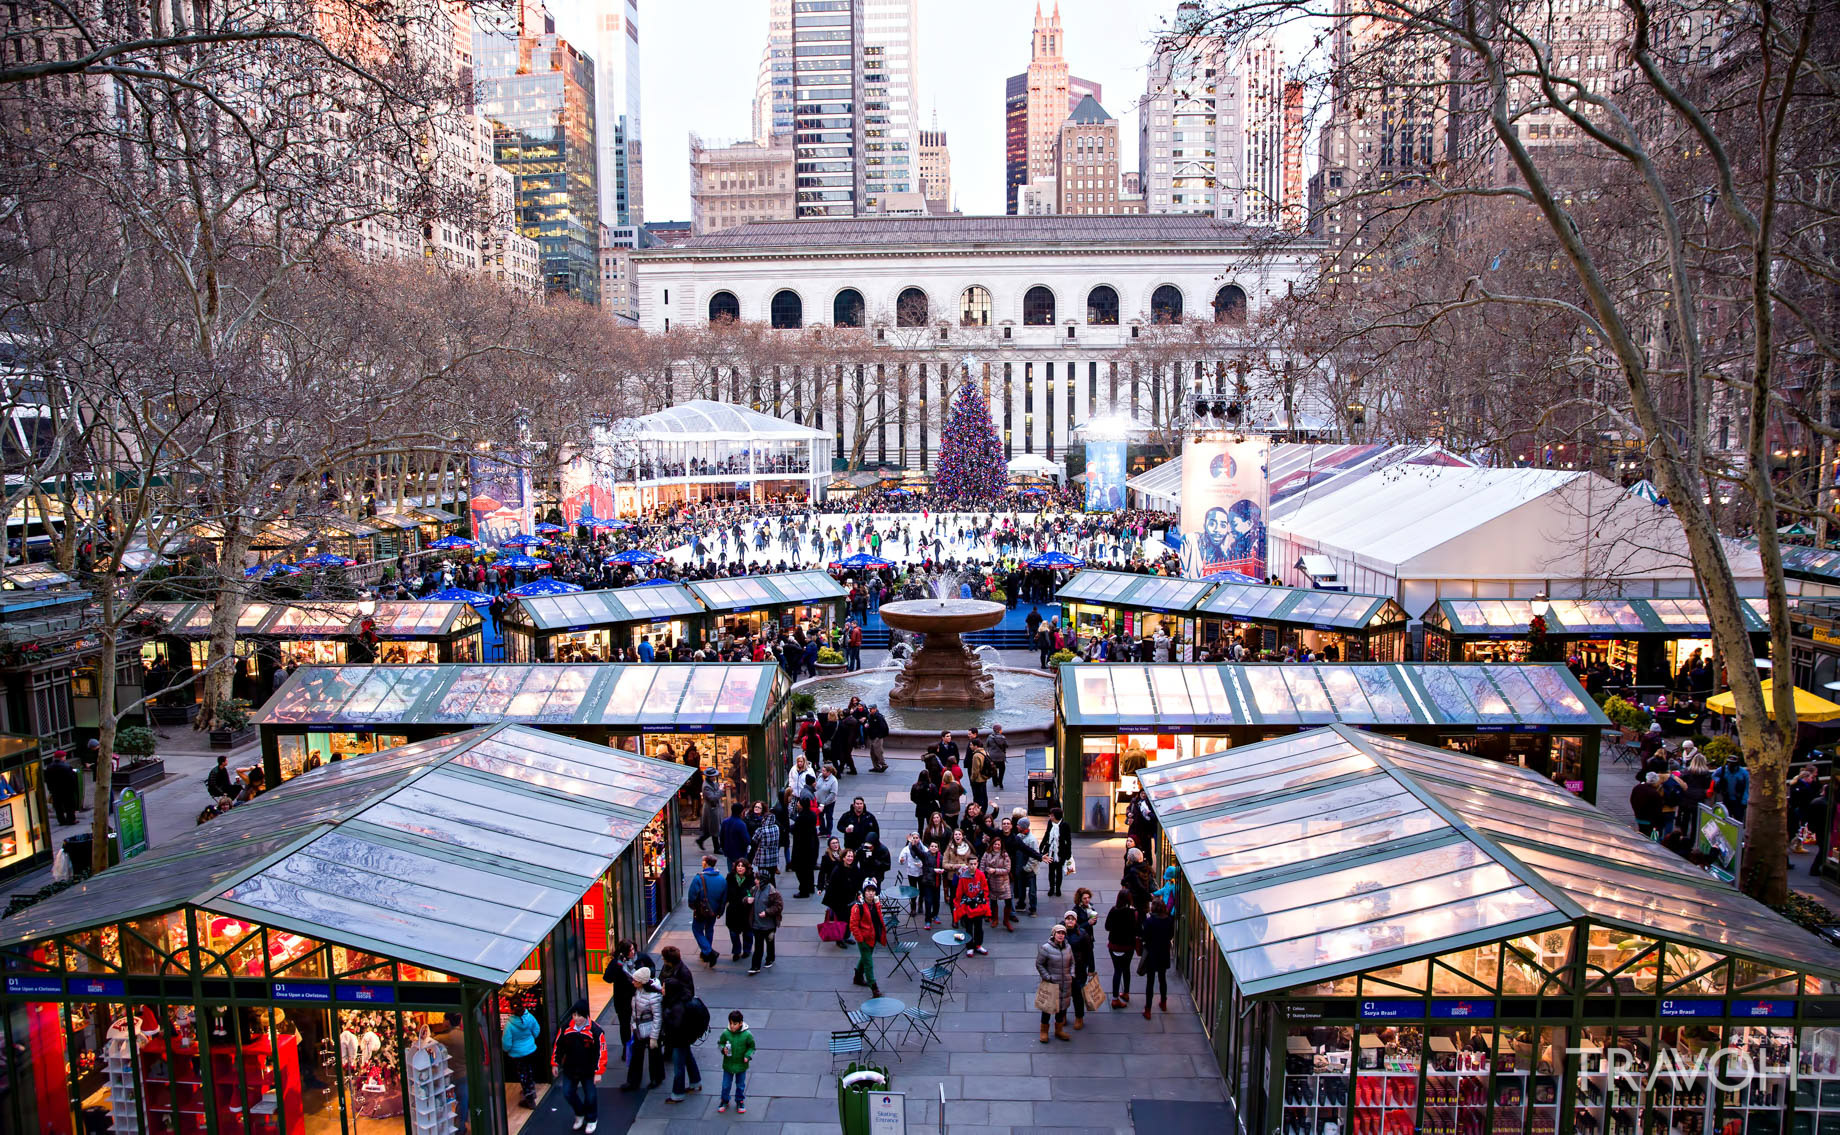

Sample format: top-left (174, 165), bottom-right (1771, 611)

top-left (883, 926), bottom-right (920, 981)
top-left (899, 977), bottom-right (948, 1053)
top-left (921, 947), bottom-right (960, 1003)
top-left (836, 990), bottom-right (871, 1032)
top-left (829, 1028), bottom-right (868, 1072)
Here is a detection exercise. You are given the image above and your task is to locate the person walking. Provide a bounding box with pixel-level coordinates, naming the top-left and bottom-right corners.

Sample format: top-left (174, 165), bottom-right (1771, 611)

top-left (686, 855), bottom-right (727, 967)
top-left (719, 803), bottom-right (752, 870)
top-left (987, 724), bottom-right (1009, 790)
top-left (551, 999), bottom-right (607, 1132)
top-left (848, 881), bottom-right (890, 997)
top-left (1140, 898), bottom-right (1176, 1019)
top-left (603, 937), bottom-right (653, 1058)
top-left (952, 861), bottom-right (992, 956)
top-left (909, 769), bottom-right (938, 832)
top-left (1715, 755), bottom-right (1751, 822)
top-left (968, 744), bottom-right (992, 812)
top-left (789, 803), bottom-right (820, 897)
top-left (864, 704), bottom-right (890, 772)
top-left (1121, 846), bottom-right (1153, 913)
top-left (44, 751), bottom-right (79, 827)
top-left (1680, 749), bottom-right (1714, 834)
top-left (814, 766), bottom-right (840, 836)
top-left (821, 848), bottom-right (861, 948)
top-left (1068, 891), bottom-right (1098, 1030)
top-left (750, 810), bottom-right (782, 878)
top-left (1035, 923), bottom-right (1075, 1043)
top-left (716, 1011), bottom-right (755, 1115)
top-left (503, 996), bottom-right (541, 1109)
top-left (659, 946), bottom-right (704, 1103)
top-left (697, 772), bottom-right (723, 851)
top-left (723, 858), bottom-right (759, 963)
top-left (1042, 806), bottom-right (1072, 898)
top-left (749, 869), bottom-right (783, 974)
top-left (1104, 895), bottom-right (1141, 1008)
top-left (619, 968), bottom-right (665, 1092)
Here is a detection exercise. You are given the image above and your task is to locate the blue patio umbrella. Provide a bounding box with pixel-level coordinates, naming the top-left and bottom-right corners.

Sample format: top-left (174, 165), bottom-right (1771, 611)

top-left (296, 553), bottom-right (355, 568)
top-left (507, 577), bottom-right (583, 598)
top-left (605, 549), bottom-right (661, 565)
top-left (589, 518), bottom-right (631, 530)
top-left (1026, 551), bottom-right (1085, 569)
top-left (425, 586), bottom-right (493, 608)
top-left (428, 535), bottom-right (482, 551)
top-left (887, 487), bottom-right (914, 495)
top-left (496, 552), bottom-right (551, 571)
top-left (244, 561), bottom-right (297, 579)
top-left (501, 533), bottom-right (550, 548)
top-left (1018, 487), bottom-right (1048, 495)
top-left (534, 522), bottom-right (567, 535)
top-left (831, 553), bottom-right (893, 570)
top-left (628, 577), bottom-right (677, 587)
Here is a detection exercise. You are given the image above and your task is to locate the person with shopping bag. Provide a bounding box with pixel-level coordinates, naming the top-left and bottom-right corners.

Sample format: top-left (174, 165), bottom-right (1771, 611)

top-left (1034, 923), bottom-right (1075, 1043)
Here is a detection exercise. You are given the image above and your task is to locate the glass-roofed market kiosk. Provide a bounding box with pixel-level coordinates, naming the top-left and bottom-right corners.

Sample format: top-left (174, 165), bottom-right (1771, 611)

top-left (1140, 724), bottom-right (1840, 1135)
top-left (0, 725), bottom-right (692, 1135)
top-left (1056, 662), bottom-right (1611, 833)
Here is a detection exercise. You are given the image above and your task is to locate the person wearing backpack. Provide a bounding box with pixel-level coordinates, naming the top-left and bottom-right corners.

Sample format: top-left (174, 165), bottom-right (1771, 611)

top-left (551, 999), bottom-right (607, 1132)
top-left (849, 881), bottom-right (890, 997)
top-left (686, 856), bottom-right (727, 967)
top-left (659, 946), bottom-right (705, 1104)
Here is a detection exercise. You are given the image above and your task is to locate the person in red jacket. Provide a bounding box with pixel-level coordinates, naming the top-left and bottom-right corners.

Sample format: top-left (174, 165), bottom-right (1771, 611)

top-left (952, 862), bottom-right (992, 956)
top-left (849, 881), bottom-right (889, 997)
top-left (552, 999), bottom-right (607, 1132)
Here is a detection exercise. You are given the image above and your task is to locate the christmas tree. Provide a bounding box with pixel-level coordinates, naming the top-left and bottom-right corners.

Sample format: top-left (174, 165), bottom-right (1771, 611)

top-left (933, 379), bottom-right (1008, 501)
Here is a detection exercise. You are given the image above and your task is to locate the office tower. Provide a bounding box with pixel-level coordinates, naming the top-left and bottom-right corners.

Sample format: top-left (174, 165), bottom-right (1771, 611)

top-left (1282, 79), bottom-right (1305, 229)
top-left (475, 0), bottom-right (600, 303)
top-left (1139, 14), bottom-right (1286, 224)
top-left (1003, 3), bottom-right (1101, 214)
top-left (690, 135), bottom-right (797, 235)
top-left (753, 0), bottom-right (794, 143)
top-left (1055, 95), bottom-right (1121, 215)
top-left (593, 0), bottom-right (643, 226)
top-left (863, 0), bottom-right (920, 208)
top-left (919, 127), bottom-right (952, 203)
top-left (791, 0), bottom-right (865, 217)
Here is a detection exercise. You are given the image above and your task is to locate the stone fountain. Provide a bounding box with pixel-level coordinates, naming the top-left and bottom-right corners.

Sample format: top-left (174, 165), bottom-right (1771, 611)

top-left (877, 581), bottom-right (1006, 710)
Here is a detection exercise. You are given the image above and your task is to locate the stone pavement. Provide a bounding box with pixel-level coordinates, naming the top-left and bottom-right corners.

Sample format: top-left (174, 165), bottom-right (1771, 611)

top-left (590, 753), bottom-right (1227, 1135)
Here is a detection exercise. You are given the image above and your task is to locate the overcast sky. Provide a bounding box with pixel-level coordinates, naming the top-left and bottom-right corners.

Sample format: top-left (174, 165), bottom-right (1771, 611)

top-left (551, 0), bottom-right (1190, 221)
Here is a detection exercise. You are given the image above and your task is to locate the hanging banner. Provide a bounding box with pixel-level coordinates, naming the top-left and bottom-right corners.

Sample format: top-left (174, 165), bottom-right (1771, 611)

top-left (559, 452), bottom-right (615, 527)
top-left (1084, 441), bottom-right (1127, 513)
top-left (468, 453), bottom-right (532, 545)
top-left (1179, 435), bottom-right (1270, 581)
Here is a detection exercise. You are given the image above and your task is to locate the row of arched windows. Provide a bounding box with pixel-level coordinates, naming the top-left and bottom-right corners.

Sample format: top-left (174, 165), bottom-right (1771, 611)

top-left (709, 284), bottom-right (1249, 330)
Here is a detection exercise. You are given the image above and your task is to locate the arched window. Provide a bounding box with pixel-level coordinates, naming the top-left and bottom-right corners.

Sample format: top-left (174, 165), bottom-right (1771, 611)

top-left (960, 286), bottom-right (992, 327)
top-left (896, 287), bottom-right (929, 328)
top-left (1151, 284), bottom-right (1184, 324)
top-left (1213, 284), bottom-right (1247, 325)
top-left (1086, 285), bottom-right (1119, 325)
top-left (770, 290), bottom-right (803, 329)
top-left (707, 291), bottom-right (740, 323)
top-left (1023, 286), bottom-right (1056, 326)
top-left (833, 288), bottom-right (865, 328)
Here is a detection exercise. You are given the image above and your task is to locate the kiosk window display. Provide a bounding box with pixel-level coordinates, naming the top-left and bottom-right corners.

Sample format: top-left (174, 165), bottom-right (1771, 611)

top-left (1056, 662), bottom-right (1611, 830)
top-left (0, 725), bottom-right (692, 1135)
top-left (687, 571), bottom-right (846, 645)
top-left (0, 734), bottom-right (49, 881)
top-left (501, 583), bottom-right (706, 663)
top-left (1138, 726), bottom-right (1840, 1135)
top-left (256, 663), bottom-right (792, 803)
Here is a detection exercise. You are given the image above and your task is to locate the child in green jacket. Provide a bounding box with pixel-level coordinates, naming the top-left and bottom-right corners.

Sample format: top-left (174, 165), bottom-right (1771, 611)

top-left (717, 1010), bottom-right (755, 1114)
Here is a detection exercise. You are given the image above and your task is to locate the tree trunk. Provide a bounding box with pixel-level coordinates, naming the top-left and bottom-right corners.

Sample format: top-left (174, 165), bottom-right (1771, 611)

top-left (88, 622), bottom-right (117, 875)
top-left (198, 531), bottom-right (253, 730)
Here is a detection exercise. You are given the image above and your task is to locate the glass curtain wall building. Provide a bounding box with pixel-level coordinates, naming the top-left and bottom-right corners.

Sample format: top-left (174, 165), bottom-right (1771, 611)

top-left (792, 0), bottom-right (865, 217)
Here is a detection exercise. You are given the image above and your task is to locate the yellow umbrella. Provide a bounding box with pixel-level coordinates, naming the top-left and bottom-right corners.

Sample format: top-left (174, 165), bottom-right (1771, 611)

top-left (1705, 679), bottom-right (1840, 723)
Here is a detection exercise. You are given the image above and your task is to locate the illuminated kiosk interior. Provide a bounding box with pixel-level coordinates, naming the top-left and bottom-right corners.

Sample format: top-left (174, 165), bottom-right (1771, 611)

top-left (1423, 597), bottom-right (1771, 691)
top-left (501, 582), bottom-right (706, 662)
top-left (1055, 662), bottom-right (1610, 833)
top-left (1139, 724), bottom-right (1840, 1135)
top-left (0, 725), bottom-right (692, 1135)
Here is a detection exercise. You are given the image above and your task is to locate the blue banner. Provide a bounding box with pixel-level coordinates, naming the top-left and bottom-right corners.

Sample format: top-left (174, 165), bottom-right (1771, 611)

top-left (336, 984), bottom-right (395, 1004)
top-left (68, 977), bottom-right (125, 998)
top-left (273, 982), bottom-right (332, 1003)
top-left (1085, 441), bottom-right (1127, 513)
top-left (1730, 999), bottom-right (1796, 1018)
top-left (5, 976), bottom-right (63, 996)
top-left (1360, 999), bottom-right (1420, 1019)
top-left (1659, 998), bottom-right (1724, 1018)
top-left (1430, 999), bottom-right (1495, 1020)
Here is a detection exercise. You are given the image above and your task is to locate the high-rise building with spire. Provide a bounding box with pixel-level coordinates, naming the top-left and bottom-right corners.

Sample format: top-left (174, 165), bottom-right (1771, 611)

top-left (919, 116), bottom-right (952, 205)
top-left (1004, 3), bottom-right (1101, 215)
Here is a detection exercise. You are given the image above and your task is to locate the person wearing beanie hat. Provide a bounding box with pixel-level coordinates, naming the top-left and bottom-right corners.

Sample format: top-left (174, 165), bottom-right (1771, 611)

top-left (1152, 865), bottom-right (1181, 910)
top-left (621, 968), bottom-right (665, 1092)
top-left (552, 998), bottom-right (608, 1130)
top-left (849, 881), bottom-right (889, 996)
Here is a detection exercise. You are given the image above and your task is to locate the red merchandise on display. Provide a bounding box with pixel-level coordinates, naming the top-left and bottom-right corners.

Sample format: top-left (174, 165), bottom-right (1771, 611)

top-left (26, 1001), bottom-right (72, 1135)
top-left (140, 1032), bottom-right (302, 1134)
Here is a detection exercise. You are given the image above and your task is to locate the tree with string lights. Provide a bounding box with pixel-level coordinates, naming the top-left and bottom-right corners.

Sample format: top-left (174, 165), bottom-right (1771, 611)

top-left (933, 379), bottom-right (1007, 502)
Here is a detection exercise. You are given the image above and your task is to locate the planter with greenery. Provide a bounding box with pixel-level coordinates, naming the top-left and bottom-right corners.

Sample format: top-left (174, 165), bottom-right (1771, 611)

top-left (815, 647), bottom-right (847, 672)
top-left (1047, 649), bottom-right (1078, 668)
top-left (112, 725), bottom-right (166, 787)
top-left (1601, 695), bottom-right (1652, 733)
top-left (208, 701), bottom-right (255, 749)
top-left (1702, 736), bottom-right (1741, 766)
top-left (790, 690), bottom-right (818, 716)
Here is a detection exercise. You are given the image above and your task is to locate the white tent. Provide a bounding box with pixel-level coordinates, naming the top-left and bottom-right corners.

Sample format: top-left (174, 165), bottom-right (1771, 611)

top-left (1268, 465), bottom-right (1764, 617)
top-left (1006, 453), bottom-right (1064, 481)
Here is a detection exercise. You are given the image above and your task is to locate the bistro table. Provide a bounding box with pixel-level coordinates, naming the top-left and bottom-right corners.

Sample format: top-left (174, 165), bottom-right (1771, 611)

top-left (931, 929), bottom-right (969, 950)
top-left (860, 996), bottom-right (907, 1057)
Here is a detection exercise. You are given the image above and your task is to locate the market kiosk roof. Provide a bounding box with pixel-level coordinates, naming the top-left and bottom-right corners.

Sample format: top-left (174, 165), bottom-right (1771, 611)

top-left (508, 582), bottom-right (704, 630)
top-left (1056, 570), bottom-right (1216, 613)
top-left (1778, 543), bottom-right (1840, 584)
top-left (1428, 596), bottom-right (1769, 637)
top-left (687, 570), bottom-right (847, 613)
top-left (0, 724), bottom-right (693, 983)
top-left (1195, 581), bottom-right (1407, 631)
top-left (1058, 662), bottom-right (1608, 729)
top-left (146, 599), bottom-right (480, 638)
top-left (1137, 724), bottom-right (1840, 996)
top-left (257, 662), bottom-right (786, 729)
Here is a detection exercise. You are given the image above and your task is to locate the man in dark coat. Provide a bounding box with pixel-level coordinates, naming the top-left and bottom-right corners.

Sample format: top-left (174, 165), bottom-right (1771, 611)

top-left (837, 797), bottom-right (879, 852)
top-left (828, 709), bottom-right (860, 775)
top-left (864, 705), bottom-right (890, 772)
top-left (44, 751), bottom-right (79, 826)
top-left (719, 803), bottom-right (753, 869)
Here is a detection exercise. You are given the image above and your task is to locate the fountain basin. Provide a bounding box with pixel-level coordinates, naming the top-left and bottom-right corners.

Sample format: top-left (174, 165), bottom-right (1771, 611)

top-left (875, 598), bottom-right (1007, 709)
top-left (877, 598), bottom-right (1007, 635)
top-left (798, 665), bottom-right (1057, 740)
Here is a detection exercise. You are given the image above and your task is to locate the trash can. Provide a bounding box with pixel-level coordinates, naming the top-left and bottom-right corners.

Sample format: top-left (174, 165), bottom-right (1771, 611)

top-left (60, 832), bottom-right (118, 880)
top-left (836, 1063), bottom-right (890, 1135)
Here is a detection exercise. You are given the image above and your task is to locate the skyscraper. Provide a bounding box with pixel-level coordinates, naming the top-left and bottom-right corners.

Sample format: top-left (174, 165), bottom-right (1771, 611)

top-left (791, 0), bottom-right (864, 217)
top-left (862, 0), bottom-right (920, 207)
top-left (593, 0), bottom-right (642, 226)
top-left (753, 0), bottom-right (794, 143)
top-left (1055, 95), bottom-right (1121, 215)
top-left (918, 127), bottom-right (952, 203)
top-left (1139, 12), bottom-right (1287, 224)
top-left (1004, 3), bottom-right (1100, 215)
top-left (476, 0), bottom-right (600, 303)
